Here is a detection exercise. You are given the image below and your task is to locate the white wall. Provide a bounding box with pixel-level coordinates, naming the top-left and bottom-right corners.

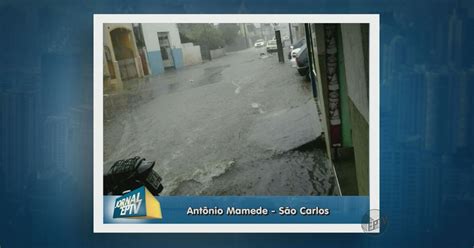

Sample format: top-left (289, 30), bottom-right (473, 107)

top-left (141, 23), bottom-right (182, 52)
top-left (341, 24), bottom-right (369, 122)
top-left (210, 48), bottom-right (226, 59)
top-left (182, 43), bottom-right (202, 66)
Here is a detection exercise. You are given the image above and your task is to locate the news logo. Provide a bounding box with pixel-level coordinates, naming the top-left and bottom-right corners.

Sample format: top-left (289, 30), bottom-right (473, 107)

top-left (113, 186), bottom-right (162, 219)
top-left (361, 209), bottom-right (387, 234)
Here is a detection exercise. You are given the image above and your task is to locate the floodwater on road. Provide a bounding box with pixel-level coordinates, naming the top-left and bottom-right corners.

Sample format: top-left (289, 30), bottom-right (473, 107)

top-left (104, 48), bottom-right (339, 196)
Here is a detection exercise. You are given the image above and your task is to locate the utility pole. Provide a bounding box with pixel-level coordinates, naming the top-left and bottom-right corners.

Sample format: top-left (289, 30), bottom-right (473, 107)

top-left (275, 30), bottom-right (284, 63)
top-left (289, 23), bottom-right (293, 45)
top-left (243, 24), bottom-right (249, 48)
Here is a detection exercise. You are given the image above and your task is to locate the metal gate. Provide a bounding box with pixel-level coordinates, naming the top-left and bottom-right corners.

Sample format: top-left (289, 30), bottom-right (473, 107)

top-left (118, 58), bottom-right (138, 80)
top-left (200, 44), bottom-right (212, 61)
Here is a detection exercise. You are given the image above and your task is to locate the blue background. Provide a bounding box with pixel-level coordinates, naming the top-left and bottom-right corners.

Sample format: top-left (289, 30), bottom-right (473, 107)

top-left (0, 0), bottom-right (473, 247)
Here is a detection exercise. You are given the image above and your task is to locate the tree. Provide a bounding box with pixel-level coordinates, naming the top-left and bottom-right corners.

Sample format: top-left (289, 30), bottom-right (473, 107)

top-left (247, 24), bottom-right (256, 33)
top-left (178, 24), bottom-right (224, 49)
top-left (217, 23), bottom-right (241, 46)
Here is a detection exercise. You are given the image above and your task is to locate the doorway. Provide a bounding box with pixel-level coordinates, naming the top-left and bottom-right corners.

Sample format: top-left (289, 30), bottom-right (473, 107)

top-left (157, 32), bottom-right (174, 68)
top-left (110, 28), bottom-right (138, 80)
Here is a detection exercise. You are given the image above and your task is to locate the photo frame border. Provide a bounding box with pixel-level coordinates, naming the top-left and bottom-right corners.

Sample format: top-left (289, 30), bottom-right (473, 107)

top-left (93, 14), bottom-right (380, 233)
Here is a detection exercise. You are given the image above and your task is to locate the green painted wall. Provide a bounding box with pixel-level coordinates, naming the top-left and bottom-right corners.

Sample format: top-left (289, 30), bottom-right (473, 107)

top-left (348, 99), bottom-right (369, 195)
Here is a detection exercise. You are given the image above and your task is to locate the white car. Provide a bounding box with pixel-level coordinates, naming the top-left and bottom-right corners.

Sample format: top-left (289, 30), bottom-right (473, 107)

top-left (266, 40), bottom-right (278, 53)
top-left (254, 39), bottom-right (265, 48)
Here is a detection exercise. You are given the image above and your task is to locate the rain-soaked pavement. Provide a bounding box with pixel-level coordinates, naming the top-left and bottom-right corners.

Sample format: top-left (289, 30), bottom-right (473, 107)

top-left (104, 47), bottom-right (339, 196)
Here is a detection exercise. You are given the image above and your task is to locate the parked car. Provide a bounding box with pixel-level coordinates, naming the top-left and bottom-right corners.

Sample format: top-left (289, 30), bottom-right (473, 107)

top-left (266, 40), bottom-right (278, 53)
top-left (288, 38), bottom-right (306, 59)
top-left (290, 47), bottom-right (301, 68)
top-left (254, 39), bottom-right (265, 48)
top-left (295, 44), bottom-right (309, 77)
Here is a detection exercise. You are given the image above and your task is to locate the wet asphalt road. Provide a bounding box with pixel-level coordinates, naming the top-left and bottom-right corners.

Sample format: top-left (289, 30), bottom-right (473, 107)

top-left (104, 47), bottom-right (339, 196)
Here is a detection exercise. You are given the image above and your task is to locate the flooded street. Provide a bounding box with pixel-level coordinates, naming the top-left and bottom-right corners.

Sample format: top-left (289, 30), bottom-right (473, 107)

top-left (104, 48), bottom-right (338, 196)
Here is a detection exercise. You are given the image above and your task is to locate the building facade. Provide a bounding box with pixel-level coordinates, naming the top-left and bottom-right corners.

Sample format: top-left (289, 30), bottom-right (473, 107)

top-left (103, 23), bottom-right (145, 91)
top-left (307, 23), bottom-right (370, 195)
top-left (141, 23), bottom-right (184, 75)
top-left (103, 23), bottom-right (205, 93)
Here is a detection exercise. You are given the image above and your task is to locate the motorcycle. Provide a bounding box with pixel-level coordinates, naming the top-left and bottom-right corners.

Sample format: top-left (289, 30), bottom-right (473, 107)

top-left (104, 156), bottom-right (164, 196)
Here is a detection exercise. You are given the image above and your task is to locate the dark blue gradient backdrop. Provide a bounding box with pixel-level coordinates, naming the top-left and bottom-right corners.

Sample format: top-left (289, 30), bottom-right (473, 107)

top-left (0, 0), bottom-right (473, 247)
